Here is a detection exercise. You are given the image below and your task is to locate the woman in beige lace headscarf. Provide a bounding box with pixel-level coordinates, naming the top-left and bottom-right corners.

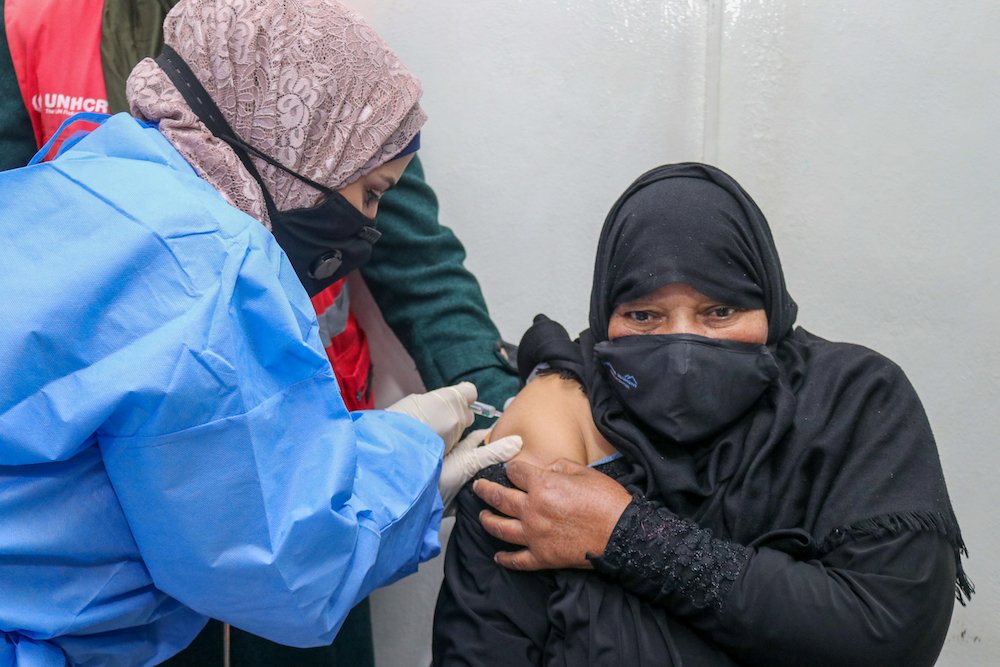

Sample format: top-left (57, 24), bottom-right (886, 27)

top-left (125, 1), bottom-right (435, 665)
top-left (127, 0), bottom-right (426, 226)
top-left (0, 2), bottom-right (525, 666)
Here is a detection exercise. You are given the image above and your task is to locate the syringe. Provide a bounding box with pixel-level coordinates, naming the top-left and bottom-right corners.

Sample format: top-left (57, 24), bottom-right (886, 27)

top-left (470, 401), bottom-right (503, 419)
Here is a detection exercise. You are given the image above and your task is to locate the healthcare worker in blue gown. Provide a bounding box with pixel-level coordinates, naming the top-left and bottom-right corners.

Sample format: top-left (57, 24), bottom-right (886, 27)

top-left (0, 1), bottom-right (522, 665)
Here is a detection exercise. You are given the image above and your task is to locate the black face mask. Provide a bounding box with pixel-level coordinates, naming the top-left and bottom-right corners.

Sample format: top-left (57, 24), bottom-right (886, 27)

top-left (260, 176), bottom-right (380, 297)
top-left (592, 334), bottom-right (778, 444)
top-left (156, 45), bottom-right (381, 297)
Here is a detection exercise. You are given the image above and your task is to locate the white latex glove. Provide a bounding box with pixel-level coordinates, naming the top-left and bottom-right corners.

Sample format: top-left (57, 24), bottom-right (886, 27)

top-left (387, 382), bottom-right (476, 451)
top-left (440, 429), bottom-right (523, 513)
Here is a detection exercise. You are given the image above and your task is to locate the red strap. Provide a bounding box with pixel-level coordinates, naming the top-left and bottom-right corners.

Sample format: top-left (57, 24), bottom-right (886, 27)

top-left (5, 0), bottom-right (108, 148)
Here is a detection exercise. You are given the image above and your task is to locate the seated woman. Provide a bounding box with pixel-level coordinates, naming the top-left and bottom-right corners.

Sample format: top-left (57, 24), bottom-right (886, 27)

top-left (432, 162), bottom-right (972, 666)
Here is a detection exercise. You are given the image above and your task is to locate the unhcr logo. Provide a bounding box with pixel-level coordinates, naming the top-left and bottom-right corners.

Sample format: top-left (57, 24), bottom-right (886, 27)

top-left (32, 93), bottom-right (109, 116)
top-left (602, 361), bottom-right (637, 389)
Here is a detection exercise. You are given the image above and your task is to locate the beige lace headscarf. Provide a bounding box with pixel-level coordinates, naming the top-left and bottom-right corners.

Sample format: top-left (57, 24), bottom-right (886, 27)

top-left (126, 0), bottom-right (426, 228)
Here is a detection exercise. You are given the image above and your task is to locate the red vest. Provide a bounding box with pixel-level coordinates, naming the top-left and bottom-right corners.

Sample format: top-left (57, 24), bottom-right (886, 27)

top-left (5, 0), bottom-right (373, 409)
top-left (5, 0), bottom-right (109, 150)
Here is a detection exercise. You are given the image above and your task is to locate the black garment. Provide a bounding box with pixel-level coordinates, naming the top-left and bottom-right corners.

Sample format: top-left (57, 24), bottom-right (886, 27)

top-left (580, 164), bottom-right (968, 590)
top-left (433, 163), bottom-right (969, 666)
top-left (434, 463), bottom-right (956, 667)
top-left (588, 163), bottom-right (796, 344)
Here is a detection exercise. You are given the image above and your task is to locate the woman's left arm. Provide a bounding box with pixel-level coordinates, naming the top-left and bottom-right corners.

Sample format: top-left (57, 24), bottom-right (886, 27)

top-left (476, 463), bottom-right (956, 667)
top-left (591, 497), bottom-right (956, 667)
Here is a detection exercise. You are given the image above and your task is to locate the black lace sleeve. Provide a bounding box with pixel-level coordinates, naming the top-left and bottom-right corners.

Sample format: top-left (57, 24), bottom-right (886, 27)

top-left (589, 496), bottom-right (751, 612)
top-left (590, 496), bottom-right (958, 667)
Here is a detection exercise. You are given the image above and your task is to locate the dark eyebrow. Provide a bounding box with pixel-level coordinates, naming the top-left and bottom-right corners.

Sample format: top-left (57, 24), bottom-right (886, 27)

top-left (373, 174), bottom-right (397, 190)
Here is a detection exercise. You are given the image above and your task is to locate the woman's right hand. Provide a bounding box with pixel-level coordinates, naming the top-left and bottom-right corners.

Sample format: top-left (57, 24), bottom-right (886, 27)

top-left (473, 458), bottom-right (633, 570)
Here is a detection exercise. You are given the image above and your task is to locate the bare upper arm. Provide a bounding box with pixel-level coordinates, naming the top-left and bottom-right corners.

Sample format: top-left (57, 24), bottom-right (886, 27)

top-left (491, 373), bottom-right (616, 467)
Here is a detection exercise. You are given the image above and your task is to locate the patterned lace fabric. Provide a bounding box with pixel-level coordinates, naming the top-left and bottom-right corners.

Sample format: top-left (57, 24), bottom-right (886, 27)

top-left (127, 0), bottom-right (426, 228)
top-left (591, 496), bottom-right (752, 612)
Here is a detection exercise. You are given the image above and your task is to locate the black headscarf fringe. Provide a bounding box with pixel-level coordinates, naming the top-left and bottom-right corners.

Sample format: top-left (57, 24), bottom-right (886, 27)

top-left (535, 366), bottom-right (587, 389)
top-left (821, 510), bottom-right (974, 604)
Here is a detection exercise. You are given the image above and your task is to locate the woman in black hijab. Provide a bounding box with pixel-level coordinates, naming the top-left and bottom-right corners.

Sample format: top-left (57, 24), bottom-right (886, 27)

top-left (432, 163), bottom-right (971, 666)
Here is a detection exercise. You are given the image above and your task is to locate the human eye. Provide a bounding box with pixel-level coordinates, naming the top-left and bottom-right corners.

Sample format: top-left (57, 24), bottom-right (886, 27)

top-left (626, 310), bottom-right (653, 323)
top-left (706, 305), bottom-right (740, 320)
top-left (363, 189), bottom-right (384, 208)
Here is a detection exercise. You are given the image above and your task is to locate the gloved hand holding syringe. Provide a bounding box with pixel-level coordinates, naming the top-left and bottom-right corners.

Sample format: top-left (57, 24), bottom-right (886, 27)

top-left (388, 383), bottom-right (519, 512)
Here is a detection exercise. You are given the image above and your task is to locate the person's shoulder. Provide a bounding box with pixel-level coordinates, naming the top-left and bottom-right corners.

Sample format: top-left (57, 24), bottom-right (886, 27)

top-left (785, 327), bottom-right (915, 393)
top-left (492, 373), bottom-right (589, 466)
top-left (789, 327), bottom-right (903, 369)
top-left (491, 373), bottom-right (613, 467)
top-left (11, 116), bottom-right (280, 298)
top-left (62, 115), bottom-right (268, 248)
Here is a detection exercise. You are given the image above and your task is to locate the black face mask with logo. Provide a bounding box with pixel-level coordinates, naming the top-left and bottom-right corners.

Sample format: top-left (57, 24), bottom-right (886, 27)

top-left (156, 45), bottom-right (380, 297)
top-left (593, 333), bottom-right (779, 444)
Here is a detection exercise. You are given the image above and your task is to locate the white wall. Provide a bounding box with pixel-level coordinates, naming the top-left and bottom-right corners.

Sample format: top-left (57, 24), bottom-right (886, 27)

top-left (348, 1), bottom-right (1000, 665)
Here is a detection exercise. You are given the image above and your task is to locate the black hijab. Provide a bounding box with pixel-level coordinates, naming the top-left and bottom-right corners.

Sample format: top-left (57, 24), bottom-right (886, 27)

top-left (589, 163), bottom-right (796, 343)
top-left (519, 162), bottom-right (971, 601)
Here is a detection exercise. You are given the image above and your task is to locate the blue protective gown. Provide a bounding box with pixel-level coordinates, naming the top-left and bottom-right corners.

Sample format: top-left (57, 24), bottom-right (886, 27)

top-left (0, 113), bottom-right (444, 666)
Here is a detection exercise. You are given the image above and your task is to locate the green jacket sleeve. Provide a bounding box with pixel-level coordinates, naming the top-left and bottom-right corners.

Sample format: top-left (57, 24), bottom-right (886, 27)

top-left (360, 156), bottom-right (520, 413)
